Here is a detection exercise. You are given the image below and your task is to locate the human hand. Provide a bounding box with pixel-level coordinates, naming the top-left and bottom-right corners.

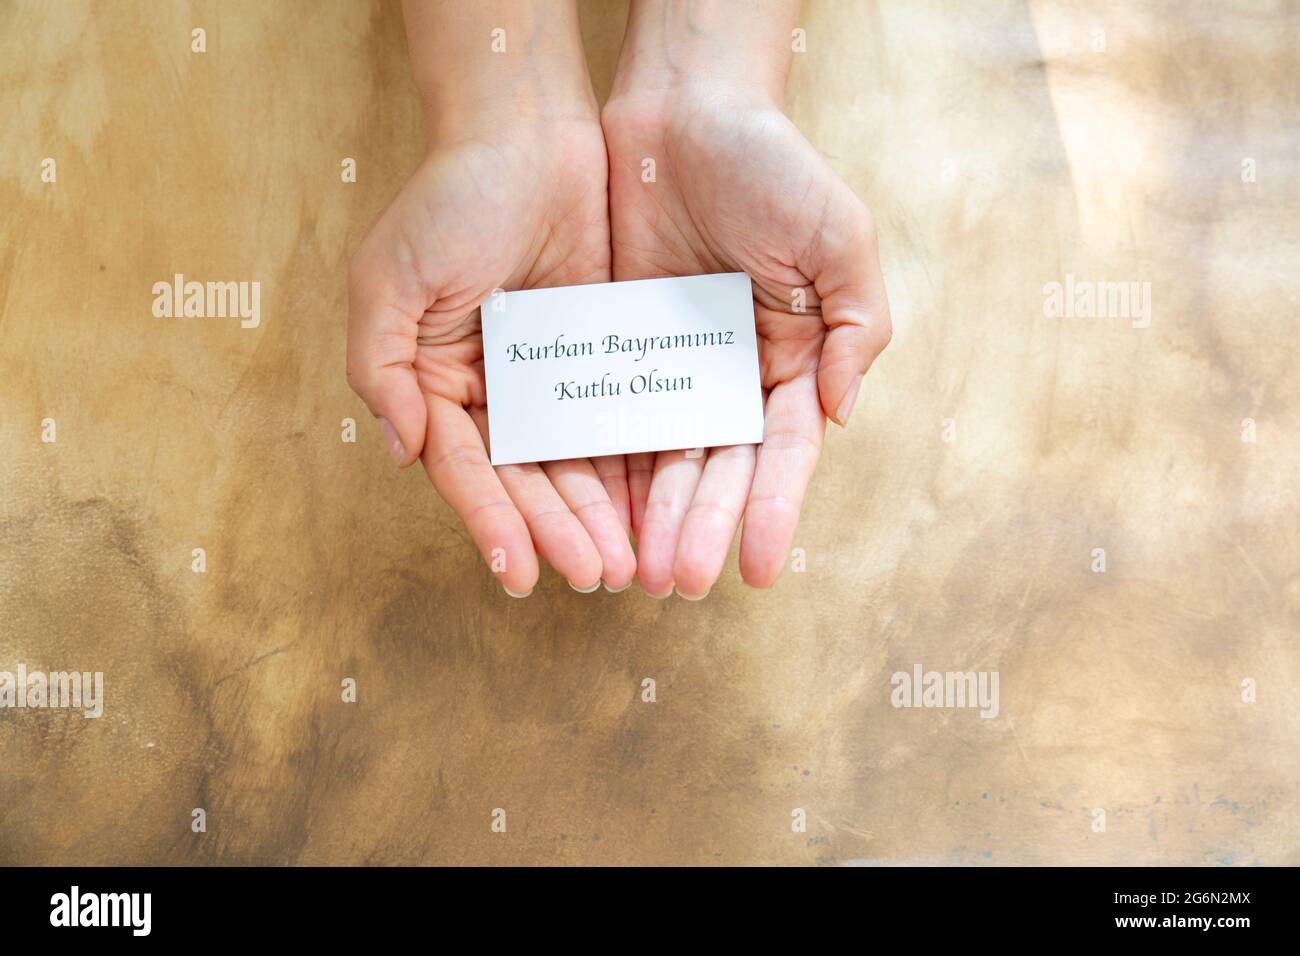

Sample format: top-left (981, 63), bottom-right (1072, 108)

top-left (347, 2), bottom-right (636, 597)
top-left (602, 1), bottom-right (892, 597)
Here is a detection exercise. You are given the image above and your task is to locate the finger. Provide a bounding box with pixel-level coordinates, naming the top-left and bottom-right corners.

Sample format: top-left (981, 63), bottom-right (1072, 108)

top-left (422, 396), bottom-right (538, 595)
top-left (592, 455), bottom-right (633, 536)
top-left (346, 243), bottom-right (428, 466)
top-left (635, 450), bottom-right (705, 598)
top-left (497, 461), bottom-right (604, 591)
top-left (542, 458), bottom-right (637, 592)
top-left (672, 443), bottom-right (757, 598)
top-left (626, 452), bottom-right (656, 540)
top-left (468, 411), bottom-right (604, 591)
top-left (740, 374), bottom-right (825, 588)
top-left (806, 193), bottom-right (893, 426)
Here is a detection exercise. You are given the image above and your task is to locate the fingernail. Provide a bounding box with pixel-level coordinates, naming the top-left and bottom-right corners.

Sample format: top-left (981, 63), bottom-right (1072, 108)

top-left (503, 586), bottom-right (533, 599)
top-left (569, 580), bottom-right (601, 593)
top-left (836, 374), bottom-right (863, 426)
top-left (378, 417), bottom-right (405, 464)
top-left (675, 586), bottom-right (710, 601)
top-left (602, 580), bottom-right (631, 593)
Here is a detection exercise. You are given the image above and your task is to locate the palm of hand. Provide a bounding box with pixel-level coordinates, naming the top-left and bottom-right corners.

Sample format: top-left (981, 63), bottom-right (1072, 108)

top-left (603, 93), bottom-right (890, 594)
top-left (367, 126), bottom-right (609, 402)
top-left (609, 98), bottom-right (839, 383)
top-left (349, 119), bottom-right (636, 595)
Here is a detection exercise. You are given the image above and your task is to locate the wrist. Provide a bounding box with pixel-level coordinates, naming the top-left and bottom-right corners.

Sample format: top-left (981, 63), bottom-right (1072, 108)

top-left (608, 0), bottom-right (798, 108)
top-left (601, 79), bottom-right (781, 161)
top-left (402, 0), bottom-right (598, 146)
top-left (422, 77), bottom-right (598, 147)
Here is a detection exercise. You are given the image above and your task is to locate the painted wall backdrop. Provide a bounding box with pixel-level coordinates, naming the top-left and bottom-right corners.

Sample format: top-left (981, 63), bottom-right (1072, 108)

top-left (1, 0), bottom-right (1297, 865)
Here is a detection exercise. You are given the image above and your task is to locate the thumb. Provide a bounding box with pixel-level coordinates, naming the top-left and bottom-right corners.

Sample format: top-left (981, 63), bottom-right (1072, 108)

top-left (346, 251), bottom-right (427, 467)
top-left (811, 196), bottom-right (892, 426)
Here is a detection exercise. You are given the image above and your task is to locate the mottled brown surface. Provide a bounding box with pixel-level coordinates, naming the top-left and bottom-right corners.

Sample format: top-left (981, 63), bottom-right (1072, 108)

top-left (1, 0), bottom-right (1297, 865)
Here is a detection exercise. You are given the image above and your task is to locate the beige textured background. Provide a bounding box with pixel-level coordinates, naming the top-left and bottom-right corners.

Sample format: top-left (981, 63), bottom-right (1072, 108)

top-left (1, 0), bottom-right (1297, 865)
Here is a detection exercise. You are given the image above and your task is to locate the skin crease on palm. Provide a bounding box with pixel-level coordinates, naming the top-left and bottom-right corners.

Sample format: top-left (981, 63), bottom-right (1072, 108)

top-left (348, 1), bottom-right (891, 601)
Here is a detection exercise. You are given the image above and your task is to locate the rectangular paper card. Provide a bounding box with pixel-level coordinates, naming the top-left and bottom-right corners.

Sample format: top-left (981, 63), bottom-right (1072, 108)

top-left (482, 273), bottom-right (764, 466)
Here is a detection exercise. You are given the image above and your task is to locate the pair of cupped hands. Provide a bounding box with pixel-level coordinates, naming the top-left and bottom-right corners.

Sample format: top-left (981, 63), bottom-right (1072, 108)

top-left (347, 63), bottom-right (890, 599)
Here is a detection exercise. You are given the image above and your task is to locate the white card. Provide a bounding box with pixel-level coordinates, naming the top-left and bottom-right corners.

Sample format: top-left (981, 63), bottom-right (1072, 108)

top-left (482, 273), bottom-right (765, 466)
